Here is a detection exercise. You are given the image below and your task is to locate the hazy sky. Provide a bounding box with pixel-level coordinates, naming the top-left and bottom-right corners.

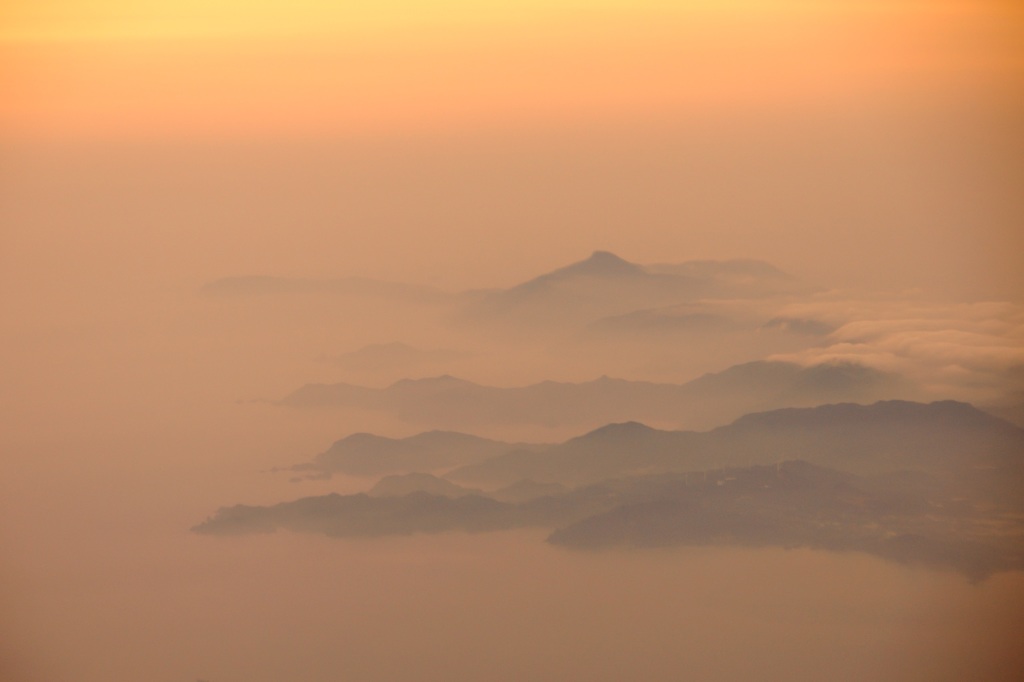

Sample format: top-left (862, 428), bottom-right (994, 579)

top-left (3, 1), bottom-right (1022, 138)
top-left (3, 4), bottom-right (1024, 681)
top-left (2, 1), bottom-right (1022, 450)
top-left (2, 0), bottom-right (1023, 300)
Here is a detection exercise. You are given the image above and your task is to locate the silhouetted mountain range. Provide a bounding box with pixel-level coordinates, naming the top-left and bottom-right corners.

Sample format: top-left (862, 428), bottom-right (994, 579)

top-left (202, 253), bottom-right (813, 332)
top-left (289, 399), bottom-right (1020, 492)
top-left (197, 450), bottom-right (1024, 580)
top-left (448, 400), bottom-right (1024, 489)
top-left (545, 460), bottom-right (1024, 581)
top-left (279, 360), bottom-right (916, 431)
top-left (192, 399), bottom-right (1024, 579)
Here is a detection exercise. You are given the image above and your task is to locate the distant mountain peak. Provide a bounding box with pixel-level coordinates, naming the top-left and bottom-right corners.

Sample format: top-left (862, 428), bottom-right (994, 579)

top-left (331, 432), bottom-right (388, 446)
top-left (587, 250), bottom-right (627, 263)
top-left (507, 251), bottom-right (645, 293)
top-left (570, 251), bottom-right (642, 276)
top-left (576, 421), bottom-right (659, 440)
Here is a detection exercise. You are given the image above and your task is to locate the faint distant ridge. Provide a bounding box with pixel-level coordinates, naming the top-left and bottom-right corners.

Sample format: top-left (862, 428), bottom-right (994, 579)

top-left (684, 359), bottom-right (910, 404)
top-left (291, 429), bottom-right (543, 478)
top-left (200, 275), bottom-right (453, 304)
top-left (278, 359), bottom-right (918, 431)
top-left (201, 252), bottom-right (810, 330)
top-left (463, 250), bottom-right (809, 325)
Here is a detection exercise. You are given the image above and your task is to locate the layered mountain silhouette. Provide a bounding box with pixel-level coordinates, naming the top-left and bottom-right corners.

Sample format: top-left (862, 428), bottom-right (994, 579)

top-left (447, 400), bottom-right (1024, 489)
top-left (289, 399), bottom-right (1022, 489)
top-left (199, 399), bottom-right (1024, 577)
top-left (195, 252), bottom-right (1024, 580)
top-left (279, 360), bottom-right (916, 431)
top-left (197, 401), bottom-right (1024, 579)
top-left (203, 253), bottom-right (811, 332)
top-left (544, 460), bottom-right (1024, 581)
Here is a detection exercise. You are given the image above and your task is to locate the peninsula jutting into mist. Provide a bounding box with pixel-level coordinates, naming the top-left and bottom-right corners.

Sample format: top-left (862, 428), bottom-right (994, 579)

top-left (196, 399), bottom-right (1024, 581)
top-left (4, 1), bottom-right (1024, 681)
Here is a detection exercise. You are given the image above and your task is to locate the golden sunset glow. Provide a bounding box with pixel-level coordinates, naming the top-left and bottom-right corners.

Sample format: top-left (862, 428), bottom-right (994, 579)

top-left (3, 3), bottom-right (1024, 681)
top-left (2, 0), bottom-right (1022, 138)
top-left (2, 1), bottom-right (970, 41)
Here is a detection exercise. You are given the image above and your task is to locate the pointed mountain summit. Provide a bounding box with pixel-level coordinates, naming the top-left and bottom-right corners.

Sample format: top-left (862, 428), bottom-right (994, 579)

top-left (502, 251), bottom-right (647, 299)
top-left (545, 250), bottom-right (645, 279)
top-left (463, 251), bottom-right (805, 326)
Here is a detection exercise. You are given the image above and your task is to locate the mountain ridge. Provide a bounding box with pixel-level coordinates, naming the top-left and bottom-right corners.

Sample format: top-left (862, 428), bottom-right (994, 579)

top-left (446, 399), bottom-right (1024, 487)
top-left (279, 359), bottom-right (918, 431)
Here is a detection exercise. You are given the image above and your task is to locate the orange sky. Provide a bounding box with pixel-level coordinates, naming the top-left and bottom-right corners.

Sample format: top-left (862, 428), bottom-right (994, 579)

top-left (1, 1), bottom-right (1022, 299)
top-left (2, 0), bottom-right (1022, 139)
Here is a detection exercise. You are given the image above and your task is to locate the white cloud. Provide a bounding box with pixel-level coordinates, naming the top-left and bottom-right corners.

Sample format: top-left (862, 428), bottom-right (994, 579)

top-left (767, 295), bottom-right (1024, 402)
